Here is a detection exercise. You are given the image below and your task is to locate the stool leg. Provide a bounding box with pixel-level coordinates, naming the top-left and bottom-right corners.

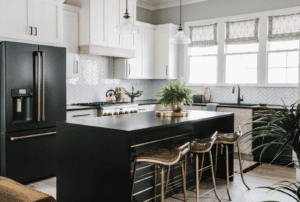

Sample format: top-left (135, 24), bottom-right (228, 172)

top-left (238, 143), bottom-right (250, 190)
top-left (165, 165), bottom-right (171, 195)
top-left (131, 163), bottom-right (138, 200)
top-left (196, 153), bottom-right (200, 202)
top-left (160, 165), bottom-right (165, 202)
top-left (209, 151), bottom-right (223, 202)
top-left (215, 143), bottom-right (219, 177)
top-left (226, 145), bottom-right (232, 201)
top-left (199, 153), bottom-right (205, 183)
top-left (181, 162), bottom-right (188, 202)
top-left (154, 164), bottom-right (157, 202)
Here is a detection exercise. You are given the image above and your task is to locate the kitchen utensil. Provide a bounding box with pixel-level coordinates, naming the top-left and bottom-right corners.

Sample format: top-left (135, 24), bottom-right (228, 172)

top-left (106, 89), bottom-right (116, 103)
top-left (204, 88), bottom-right (211, 103)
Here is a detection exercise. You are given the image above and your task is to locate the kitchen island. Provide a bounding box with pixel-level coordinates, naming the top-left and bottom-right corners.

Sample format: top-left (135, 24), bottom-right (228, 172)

top-left (56, 110), bottom-right (234, 202)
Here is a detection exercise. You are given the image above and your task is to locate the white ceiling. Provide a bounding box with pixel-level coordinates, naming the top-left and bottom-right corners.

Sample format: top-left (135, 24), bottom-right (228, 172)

top-left (137, 0), bottom-right (209, 10)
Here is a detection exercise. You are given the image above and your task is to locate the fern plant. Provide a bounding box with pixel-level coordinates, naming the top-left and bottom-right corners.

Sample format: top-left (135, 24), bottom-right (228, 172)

top-left (155, 76), bottom-right (194, 109)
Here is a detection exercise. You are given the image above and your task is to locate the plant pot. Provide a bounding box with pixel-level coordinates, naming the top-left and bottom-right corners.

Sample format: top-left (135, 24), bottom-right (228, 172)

top-left (131, 98), bottom-right (134, 103)
top-left (297, 168), bottom-right (300, 182)
top-left (171, 102), bottom-right (183, 113)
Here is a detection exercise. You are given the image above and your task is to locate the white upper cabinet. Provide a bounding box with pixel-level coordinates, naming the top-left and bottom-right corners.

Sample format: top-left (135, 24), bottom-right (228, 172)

top-left (155, 24), bottom-right (178, 79)
top-left (32, 0), bottom-right (62, 45)
top-left (0, 0), bottom-right (63, 45)
top-left (143, 27), bottom-right (156, 79)
top-left (0, 0), bottom-right (33, 41)
top-left (78, 0), bottom-right (136, 58)
top-left (63, 5), bottom-right (80, 78)
top-left (106, 0), bottom-right (123, 48)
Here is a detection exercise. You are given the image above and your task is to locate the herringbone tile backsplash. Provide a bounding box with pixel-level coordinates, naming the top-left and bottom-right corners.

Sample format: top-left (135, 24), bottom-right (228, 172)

top-left (67, 55), bottom-right (298, 106)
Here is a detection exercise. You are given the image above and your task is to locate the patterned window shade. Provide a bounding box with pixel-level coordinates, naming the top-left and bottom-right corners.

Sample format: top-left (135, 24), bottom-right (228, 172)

top-left (226, 18), bottom-right (259, 44)
top-left (189, 23), bottom-right (218, 47)
top-left (268, 13), bottom-right (300, 41)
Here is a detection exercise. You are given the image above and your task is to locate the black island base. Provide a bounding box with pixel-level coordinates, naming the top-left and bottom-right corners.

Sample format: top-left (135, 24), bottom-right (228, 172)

top-left (56, 110), bottom-right (234, 202)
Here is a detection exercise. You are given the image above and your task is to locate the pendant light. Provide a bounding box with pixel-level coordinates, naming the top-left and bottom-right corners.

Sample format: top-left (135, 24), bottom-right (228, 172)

top-left (170, 0), bottom-right (191, 44)
top-left (115, 0), bottom-right (139, 35)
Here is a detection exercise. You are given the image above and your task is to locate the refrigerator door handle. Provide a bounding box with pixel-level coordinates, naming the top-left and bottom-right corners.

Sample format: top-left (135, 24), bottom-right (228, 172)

top-left (42, 52), bottom-right (45, 121)
top-left (37, 52), bottom-right (41, 122)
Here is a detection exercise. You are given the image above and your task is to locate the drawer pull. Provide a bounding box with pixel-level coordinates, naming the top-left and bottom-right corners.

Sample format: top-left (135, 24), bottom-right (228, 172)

top-left (10, 132), bottom-right (56, 141)
top-left (73, 114), bottom-right (91, 117)
top-left (138, 109), bottom-right (147, 111)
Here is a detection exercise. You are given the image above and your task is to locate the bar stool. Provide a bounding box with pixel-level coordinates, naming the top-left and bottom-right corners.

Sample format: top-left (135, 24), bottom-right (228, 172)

top-left (214, 127), bottom-right (250, 201)
top-left (131, 142), bottom-right (190, 202)
top-left (189, 131), bottom-right (223, 202)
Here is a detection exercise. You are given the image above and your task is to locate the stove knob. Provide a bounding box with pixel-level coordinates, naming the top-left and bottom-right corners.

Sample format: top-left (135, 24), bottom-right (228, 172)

top-left (119, 111), bottom-right (124, 115)
top-left (114, 112), bottom-right (119, 115)
top-left (133, 110), bottom-right (138, 113)
top-left (130, 110), bottom-right (134, 113)
top-left (103, 113), bottom-right (108, 116)
top-left (108, 112), bottom-right (112, 116)
top-left (125, 111), bottom-right (129, 114)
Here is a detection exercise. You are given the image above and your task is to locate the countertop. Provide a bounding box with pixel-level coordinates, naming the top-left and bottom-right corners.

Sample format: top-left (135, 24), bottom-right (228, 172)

top-left (62, 110), bottom-right (234, 131)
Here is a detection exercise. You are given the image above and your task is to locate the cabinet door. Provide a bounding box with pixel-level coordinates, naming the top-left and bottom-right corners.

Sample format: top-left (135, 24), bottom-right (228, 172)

top-left (143, 28), bottom-right (155, 79)
top-left (217, 107), bottom-right (253, 153)
top-left (156, 29), bottom-right (169, 79)
top-left (32, 0), bottom-right (62, 45)
top-left (106, 0), bottom-right (122, 48)
top-left (0, 0), bottom-right (33, 41)
top-left (66, 52), bottom-right (79, 78)
top-left (63, 10), bottom-right (79, 53)
top-left (127, 28), bottom-right (143, 79)
top-left (90, 0), bottom-right (107, 46)
top-left (122, 0), bottom-right (136, 50)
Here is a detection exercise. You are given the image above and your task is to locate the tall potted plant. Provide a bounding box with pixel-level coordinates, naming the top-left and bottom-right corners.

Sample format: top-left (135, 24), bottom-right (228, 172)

top-left (155, 77), bottom-right (194, 112)
top-left (238, 102), bottom-right (300, 201)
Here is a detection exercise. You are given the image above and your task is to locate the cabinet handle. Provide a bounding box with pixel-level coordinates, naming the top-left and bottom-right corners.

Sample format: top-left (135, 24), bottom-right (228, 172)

top-left (29, 26), bottom-right (33, 35)
top-left (74, 60), bottom-right (79, 74)
top-left (35, 27), bottom-right (37, 36)
top-left (73, 114), bottom-right (91, 117)
top-left (138, 109), bottom-right (147, 111)
top-left (166, 65), bottom-right (168, 76)
top-left (128, 64), bottom-right (131, 75)
top-left (10, 132), bottom-right (56, 141)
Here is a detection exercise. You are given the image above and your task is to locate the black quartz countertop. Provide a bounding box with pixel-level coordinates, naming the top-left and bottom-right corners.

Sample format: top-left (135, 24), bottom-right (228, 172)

top-left (61, 110), bottom-right (234, 131)
top-left (67, 105), bottom-right (100, 111)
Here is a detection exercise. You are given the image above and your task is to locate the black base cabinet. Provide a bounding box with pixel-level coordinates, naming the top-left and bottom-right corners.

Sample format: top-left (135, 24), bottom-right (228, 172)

top-left (1, 127), bottom-right (56, 183)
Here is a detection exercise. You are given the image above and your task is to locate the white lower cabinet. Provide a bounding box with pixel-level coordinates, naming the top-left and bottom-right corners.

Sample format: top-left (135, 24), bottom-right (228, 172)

top-left (183, 105), bottom-right (204, 110)
top-left (217, 107), bottom-right (253, 154)
top-left (137, 105), bottom-right (150, 113)
top-left (67, 109), bottom-right (98, 120)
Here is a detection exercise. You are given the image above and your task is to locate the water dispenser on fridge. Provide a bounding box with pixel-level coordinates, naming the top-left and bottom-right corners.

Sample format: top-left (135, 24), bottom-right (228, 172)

top-left (11, 88), bottom-right (33, 125)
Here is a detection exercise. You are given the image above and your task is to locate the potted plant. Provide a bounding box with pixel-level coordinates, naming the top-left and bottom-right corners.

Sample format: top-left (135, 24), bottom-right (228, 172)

top-left (155, 77), bottom-right (194, 113)
top-left (124, 86), bottom-right (143, 103)
top-left (238, 102), bottom-right (300, 201)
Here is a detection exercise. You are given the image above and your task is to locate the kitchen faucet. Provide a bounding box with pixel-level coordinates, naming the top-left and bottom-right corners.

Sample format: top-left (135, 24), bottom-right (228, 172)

top-left (232, 84), bottom-right (243, 105)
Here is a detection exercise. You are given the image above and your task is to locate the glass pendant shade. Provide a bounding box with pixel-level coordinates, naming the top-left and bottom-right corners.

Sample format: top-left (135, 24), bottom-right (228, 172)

top-left (114, 17), bottom-right (139, 35)
top-left (170, 29), bottom-right (191, 44)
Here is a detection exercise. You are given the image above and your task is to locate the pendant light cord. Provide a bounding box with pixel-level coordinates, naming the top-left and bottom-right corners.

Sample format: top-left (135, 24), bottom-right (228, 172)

top-left (179, 0), bottom-right (183, 30)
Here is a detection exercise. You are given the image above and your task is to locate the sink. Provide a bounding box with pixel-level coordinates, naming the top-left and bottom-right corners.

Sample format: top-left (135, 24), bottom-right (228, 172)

top-left (217, 103), bottom-right (258, 107)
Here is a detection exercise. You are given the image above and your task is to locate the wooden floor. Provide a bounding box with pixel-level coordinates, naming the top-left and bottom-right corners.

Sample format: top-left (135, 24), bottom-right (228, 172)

top-left (26, 160), bottom-right (296, 202)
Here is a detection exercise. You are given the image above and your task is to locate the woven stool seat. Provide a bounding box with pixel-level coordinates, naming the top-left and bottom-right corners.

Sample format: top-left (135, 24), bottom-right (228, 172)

top-left (0, 177), bottom-right (56, 202)
top-left (135, 148), bottom-right (181, 165)
top-left (216, 132), bottom-right (240, 143)
top-left (189, 138), bottom-right (212, 152)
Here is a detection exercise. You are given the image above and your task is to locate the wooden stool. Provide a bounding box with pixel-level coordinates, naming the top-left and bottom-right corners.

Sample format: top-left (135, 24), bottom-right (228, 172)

top-left (131, 142), bottom-right (190, 202)
top-left (0, 176), bottom-right (56, 202)
top-left (189, 131), bottom-right (223, 202)
top-left (214, 127), bottom-right (250, 201)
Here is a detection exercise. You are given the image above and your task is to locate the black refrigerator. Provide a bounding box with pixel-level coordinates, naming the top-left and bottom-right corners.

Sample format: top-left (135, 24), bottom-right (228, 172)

top-left (0, 41), bottom-right (66, 183)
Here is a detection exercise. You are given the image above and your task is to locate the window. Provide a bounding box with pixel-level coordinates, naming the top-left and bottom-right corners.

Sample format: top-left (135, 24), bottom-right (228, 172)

top-left (189, 24), bottom-right (218, 84)
top-left (225, 19), bottom-right (259, 84)
top-left (267, 13), bottom-right (300, 84)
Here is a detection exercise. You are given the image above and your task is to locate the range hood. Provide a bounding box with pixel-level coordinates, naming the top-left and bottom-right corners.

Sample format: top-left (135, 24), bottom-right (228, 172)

top-left (79, 45), bottom-right (136, 59)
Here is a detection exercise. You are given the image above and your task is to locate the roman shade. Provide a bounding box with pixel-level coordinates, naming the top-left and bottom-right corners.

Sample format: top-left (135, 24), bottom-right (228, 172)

top-left (189, 23), bottom-right (218, 47)
top-left (268, 13), bottom-right (300, 41)
top-left (225, 18), bottom-right (259, 44)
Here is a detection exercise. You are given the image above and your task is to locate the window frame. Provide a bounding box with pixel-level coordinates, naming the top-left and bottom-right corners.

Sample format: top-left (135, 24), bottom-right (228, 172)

top-left (184, 7), bottom-right (300, 87)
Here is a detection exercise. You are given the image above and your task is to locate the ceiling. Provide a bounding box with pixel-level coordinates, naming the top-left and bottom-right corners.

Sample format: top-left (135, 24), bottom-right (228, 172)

top-left (137, 0), bottom-right (209, 10)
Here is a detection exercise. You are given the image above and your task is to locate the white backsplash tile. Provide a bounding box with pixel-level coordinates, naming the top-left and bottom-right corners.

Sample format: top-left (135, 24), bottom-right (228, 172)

top-left (67, 55), bottom-right (298, 106)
